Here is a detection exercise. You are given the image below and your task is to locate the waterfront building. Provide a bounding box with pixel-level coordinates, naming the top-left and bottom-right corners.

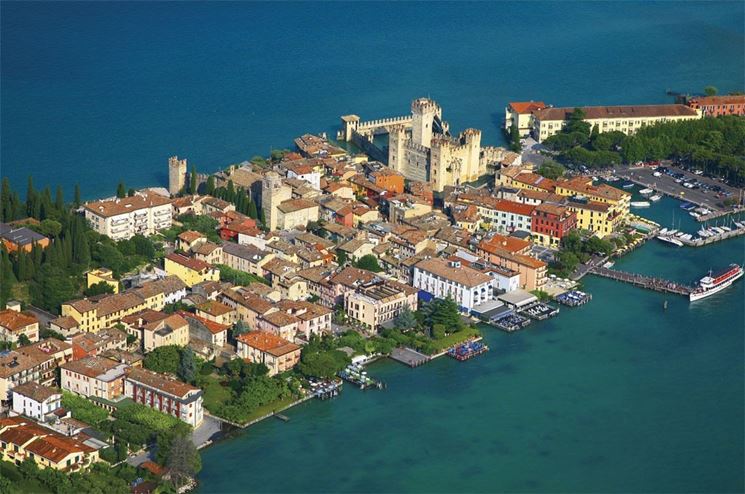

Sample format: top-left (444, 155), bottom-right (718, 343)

top-left (530, 203), bottom-right (578, 247)
top-left (236, 331), bottom-right (301, 377)
top-left (564, 197), bottom-right (623, 236)
top-left (531, 104), bottom-right (701, 142)
top-left (554, 176), bottom-right (630, 216)
top-left (0, 223), bottom-right (49, 253)
top-left (164, 253), bottom-right (219, 288)
top-left (413, 258), bottom-right (495, 311)
top-left (11, 382), bottom-right (62, 421)
top-left (60, 356), bottom-right (128, 401)
top-left (495, 168), bottom-right (557, 193)
top-left (168, 156), bottom-right (187, 195)
top-left (686, 94), bottom-right (745, 116)
top-left (0, 416), bottom-right (99, 471)
top-left (449, 251), bottom-right (521, 294)
top-left (476, 237), bottom-right (547, 291)
top-left (83, 193), bottom-right (172, 240)
top-left (344, 279), bottom-right (418, 331)
top-left (504, 101), bottom-right (548, 136)
top-left (294, 133), bottom-right (347, 159)
top-left (0, 305), bottom-right (39, 344)
top-left (124, 367), bottom-right (204, 427)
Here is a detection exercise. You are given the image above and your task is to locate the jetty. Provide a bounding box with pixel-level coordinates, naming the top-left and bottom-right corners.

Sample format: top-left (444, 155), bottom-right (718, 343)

top-left (390, 347), bottom-right (430, 367)
top-left (447, 339), bottom-right (488, 361)
top-left (679, 224), bottom-right (745, 246)
top-left (338, 363), bottom-right (385, 390)
top-left (590, 266), bottom-right (693, 296)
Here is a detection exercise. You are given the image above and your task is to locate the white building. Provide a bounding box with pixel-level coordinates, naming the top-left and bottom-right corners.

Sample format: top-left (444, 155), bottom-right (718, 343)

top-left (124, 367), bottom-right (204, 427)
top-left (11, 382), bottom-right (62, 420)
top-left (413, 258), bottom-right (495, 311)
top-left (453, 250), bottom-right (520, 294)
top-left (83, 193), bottom-right (173, 240)
top-left (286, 163), bottom-right (321, 190)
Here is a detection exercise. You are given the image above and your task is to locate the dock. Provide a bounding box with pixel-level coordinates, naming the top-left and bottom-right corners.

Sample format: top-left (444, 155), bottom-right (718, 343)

top-left (273, 413), bottom-right (289, 422)
top-left (389, 347), bottom-right (431, 367)
top-left (677, 225), bottom-right (745, 246)
top-left (338, 364), bottom-right (385, 390)
top-left (447, 339), bottom-right (489, 361)
top-left (590, 266), bottom-right (693, 296)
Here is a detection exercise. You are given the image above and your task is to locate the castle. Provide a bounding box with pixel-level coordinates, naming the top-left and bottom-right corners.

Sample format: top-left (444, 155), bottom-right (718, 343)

top-left (168, 156), bottom-right (187, 195)
top-left (339, 98), bottom-right (498, 192)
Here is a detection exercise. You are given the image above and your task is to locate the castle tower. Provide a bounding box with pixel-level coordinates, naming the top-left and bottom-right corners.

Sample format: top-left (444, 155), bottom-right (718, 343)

top-left (340, 115), bottom-right (360, 142)
top-left (461, 129), bottom-right (482, 181)
top-left (261, 171), bottom-right (292, 231)
top-left (168, 156), bottom-right (187, 195)
top-left (410, 98), bottom-right (441, 148)
top-left (387, 124), bottom-right (406, 172)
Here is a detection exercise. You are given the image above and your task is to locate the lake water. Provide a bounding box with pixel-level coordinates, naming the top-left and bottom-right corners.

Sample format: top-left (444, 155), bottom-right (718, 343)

top-left (2, 1), bottom-right (744, 198)
top-left (197, 195), bottom-right (745, 493)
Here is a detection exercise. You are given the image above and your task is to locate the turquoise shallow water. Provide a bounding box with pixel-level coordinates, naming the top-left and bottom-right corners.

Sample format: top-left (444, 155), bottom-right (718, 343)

top-left (2, 1), bottom-right (744, 198)
top-left (198, 197), bottom-right (744, 494)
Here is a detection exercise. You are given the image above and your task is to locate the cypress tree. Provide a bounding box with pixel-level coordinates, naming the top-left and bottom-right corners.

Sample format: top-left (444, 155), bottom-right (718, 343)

top-left (74, 184), bottom-right (81, 208)
top-left (248, 198), bottom-right (258, 220)
top-left (31, 242), bottom-right (43, 271)
top-left (116, 181), bottom-right (127, 198)
top-left (1, 178), bottom-right (11, 222)
top-left (26, 176), bottom-right (36, 218)
top-left (190, 165), bottom-right (197, 195)
top-left (0, 249), bottom-right (16, 308)
top-left (206, 176), bottom-right (215, 196)
top-left (226, 180), bottom-right (235, 203)
top-left (258, 206), bottom-right (266, 228)
top-left (55, 186), bottom-right (64, 212)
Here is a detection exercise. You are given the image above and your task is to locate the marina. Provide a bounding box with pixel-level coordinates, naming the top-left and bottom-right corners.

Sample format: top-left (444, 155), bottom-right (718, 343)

top-left (554, 290), bottom-right (592, 307)
top-left (310, 379), bottom-right (343, 400)
top-left (491, 312), bottom-right (532, 332)
top-left (338, 363), bottom-right (386, 390)
top-left (519, 302), bottom-right (560, 321)
top-left (447, 339), bottom-right (489, 361)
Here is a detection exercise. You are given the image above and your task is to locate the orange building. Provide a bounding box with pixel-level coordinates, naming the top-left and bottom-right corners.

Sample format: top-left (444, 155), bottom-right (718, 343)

top-left (687, 95), bottom-right (745, 117)
top-left (0, 224), bottom-right (49, 253)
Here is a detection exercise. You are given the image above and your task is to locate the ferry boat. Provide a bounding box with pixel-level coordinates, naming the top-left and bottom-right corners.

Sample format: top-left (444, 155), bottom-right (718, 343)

top-left (656, 234), bottom-right (683, 247)
top-left (649, 194), bottom-right (662, 202)
top-left (689, 264), bottom-right (743, 301)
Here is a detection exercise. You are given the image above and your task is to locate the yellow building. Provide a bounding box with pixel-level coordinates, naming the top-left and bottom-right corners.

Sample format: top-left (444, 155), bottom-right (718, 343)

top-left (532, 104), bottom-right (701, 142)
top-left (85, 268), bottom-right (119, 294)
top-left (565, 198), bottom-right (624, 236)
top-left (61, 292), bottom-right (148, 333)
top-left (555, 176), bottom-right (631, 230)
top-left (164, 253), bottom-right (219, 288)
top-left (0, 416), bottom-right (99, 471)
top-left (504, 101), bottom-right (547, 136)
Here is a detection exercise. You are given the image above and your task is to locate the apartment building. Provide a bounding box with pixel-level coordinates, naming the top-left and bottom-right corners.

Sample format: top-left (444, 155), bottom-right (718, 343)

top-left (124, 367), bottom-right (204, 427)
top-left (344, 279), bottom-right (418, 330)
top-left (61, 292), bottom-right (147, 333)
top-left (413, 258), bottom-right (495, 311)
top-left (504, 101), bottom-right (548, 136)
top-left (164, 253), bottom-right (219, 288)
top-left (60, 356), bottom-right (128, 401)
top-left (83, 193), bottom-right (172, 240)
top-left (121, 310), bottom-right (190, 352)
top-left (11, 382), bottom-right (62, 421)
top-left (0, 306), bottom-right (39, 344)
top-left (530, 203), bottom-right (578, 247)
top-left (236, 331), bottom-right (301, 377)
top-left (222, 242), bottom-right (275, 277)
top-left (0, 350), bottom-right (54, 405)
top-left (686, 94), bottom-right (745, 117)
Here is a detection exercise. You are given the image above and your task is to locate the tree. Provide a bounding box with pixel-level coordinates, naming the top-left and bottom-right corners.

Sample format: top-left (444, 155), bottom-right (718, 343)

top-left (248, 198), bottom-right (258, 220)
top-left (394, 305), bottom-right (417, 330)
top-left (85, 280), bottom-right (115, 297)
top-left (190, 165), bottom-right (198, 195)
top-left (74, 183), bottom-right (81, 208)
top-left (54, 185), bottom-right (64, 212)
top-left (116, 181), bottom-right (126, 198)
top-left (0, 249), bottom-right (17, 308)
top-left (143, 345), bottom-right (182, 374)
top-left (336, 249), bottom-right (348, 266)
top-left (429, 297), bottom-right (461, 330)
top-left (38, 219), bottom-right (62, 238)
top-left (18, 334), bottom-right (31, 347)
top-left (179, 347), bottom-right (197, 383)
top-left (297, 350), bottom-right (349, 379)
top-left (704, 85), bottom-right (718, 96)
top-left (355, 254), bottom-right (383, 272)
top-left (537, 160), bottom-right (565, 180)
top-left (232, 320), bottom-right (250, 338)
top-left (509, 122), bottom-right (522, 153)
top-left (127, 188), bottom-right (136, 197)
top-left (206, 175), bottom-right (215, 196)
top-left (565, 107), bottom-right (591, 136)
top-left (31, 264), bottom-right (76, 313)
top-left (166, 434), bottom-right (201, 487)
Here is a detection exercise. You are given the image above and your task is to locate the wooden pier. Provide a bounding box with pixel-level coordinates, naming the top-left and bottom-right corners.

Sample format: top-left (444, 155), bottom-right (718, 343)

top-left (590, 266), bottom-right (693, 296)
top-left (389, 347), bottom-right (430, 367)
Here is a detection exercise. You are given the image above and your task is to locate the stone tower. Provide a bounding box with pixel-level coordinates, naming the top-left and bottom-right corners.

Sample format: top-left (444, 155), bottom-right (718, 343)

top-left (261, 172), bottom-right (291, 231)
top-left (387, 124), bottom-right (407, 173)
top-left (411, 98), bottom-right (441, 148)
top-left (168, 156), bottom-right (187, 196)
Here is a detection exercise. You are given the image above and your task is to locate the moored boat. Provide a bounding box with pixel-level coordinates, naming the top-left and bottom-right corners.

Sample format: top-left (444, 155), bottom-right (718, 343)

top-left (631, 201), bottom-right (651, 208)
top-left (639, 188), bottom-right (654, 196)
top-left (656, 234), bottom-right (683, 247)
top-left (689, 264), bottom-right (744, 301)
top-left (649, 194), bottom-right (662, 202)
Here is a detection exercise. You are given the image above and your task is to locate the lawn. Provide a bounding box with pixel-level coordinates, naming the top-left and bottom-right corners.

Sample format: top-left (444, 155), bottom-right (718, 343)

top-left (428, 326), bottom-right (482, 353)
top-left (239, 395), bottom-right (299, 425)
top-left (199, 374), bottom-right (233, 413)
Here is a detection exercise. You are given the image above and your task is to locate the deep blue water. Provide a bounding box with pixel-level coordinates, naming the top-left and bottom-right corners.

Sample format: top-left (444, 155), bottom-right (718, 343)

top-left (2, 1), bottom-right (744, 198)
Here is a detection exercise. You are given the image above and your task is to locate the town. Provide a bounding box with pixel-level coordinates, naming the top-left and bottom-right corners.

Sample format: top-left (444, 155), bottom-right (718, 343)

top-left (0, 93), bottom-right (744, 493)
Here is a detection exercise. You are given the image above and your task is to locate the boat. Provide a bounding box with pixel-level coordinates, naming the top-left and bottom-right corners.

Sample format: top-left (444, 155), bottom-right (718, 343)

top-left (650, 194), bottom-right (662, 202)
top-left (689, 264), bottom-right (744, 301)
top-left (721, 226), bottom-right (731, 232)
top-left (712, 227), bottom-right (724, 234)
top-left (622, 182), bottom-right (635, 189)
top-left (639, 188), bottom-right (654, 196)
top-left (656, 234), bottom-right (683, 247)
top-left (689, 211), bottom-right (700, 218)
top-left (631, 201), bottom-right (651, 208)
top-left (697, 228), bottom-right (711, 238)
top-left (680, 202), bottom-right (695, 211)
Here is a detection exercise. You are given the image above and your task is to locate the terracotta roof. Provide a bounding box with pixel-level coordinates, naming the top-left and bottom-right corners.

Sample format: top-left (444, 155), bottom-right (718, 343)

top-left (196, 300), bottom-right (233, 317)
top-left (0, 349), bottom-right (51, 378)
top-left (0, 417), bottom-right (94, 464)
top-left (178, 230), bottom-right (205, 244)
top-left (0, 309), bottom-right (37, 332)
top-left (84, 193), bottom-right (171, 218)
top-left (11, 382), bottom-right (61, 402)
top-left (65, 292), bottom-right (144, 318)
top-left (558, 177), bottom-right (629, 201)
top-left (276, 300), bottom-right (332, 321)
top-left (193, 241), bottom-right (222, 256)
top-left (260, 310), bottom-right (299, 328)
top-left (50, 316), bottom-right (79, 330)
top-left (330, 267), bottom-right (377, 288)
top-left (277, 198), bottom-right (318, 214)
top-left (126, 367), bottom-right (199, 399)
top-left (415, 257), bottom-right (493, 288)
top-left (203, 196), bottom-right (233, 211)
top-left (513, 173), bottom-right (557, 192)
top-left (134, 276), bottom-right (187, 299)
top-left (533, 104), bottom-right (699, 121)
top-left (690, 95), bottom-right (745, 106)
top-left (61, 356), bottom-right (128, 380)
top-left (492, 199), bottom-right (536, 216)
top-left (236, 331), bottom-right (301, 357)
top-left (508, 101), bottom-right (547, 114)
top-left (180, 311), bottom-right (229, 334)
top-left (534, 203), bottom-right (573, 218)
top-left (166, 253), bottom-right (213, 272)
top-left (479, 234), bottom-right (530, 255)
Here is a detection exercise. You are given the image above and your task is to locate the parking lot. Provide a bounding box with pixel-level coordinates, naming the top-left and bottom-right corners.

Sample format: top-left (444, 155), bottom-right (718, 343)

top-left (617, 164), bottom-right (743, 212)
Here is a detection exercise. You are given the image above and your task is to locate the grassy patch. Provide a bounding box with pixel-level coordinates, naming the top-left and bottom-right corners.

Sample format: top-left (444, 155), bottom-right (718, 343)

top-left (428, 326), bottom-right (481, 353)
top-left (239, 395), bottom-right (298, 425)
top-left (10, 281), bottom-right (31, 304)
top-left (199, 374), bottom-right (232, 413)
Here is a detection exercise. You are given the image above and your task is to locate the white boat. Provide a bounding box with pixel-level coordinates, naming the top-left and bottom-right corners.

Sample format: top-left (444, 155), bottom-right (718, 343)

top-left (734, 221), bottom-right (745, 229)
top-left (659, 228), bottom-right (669, 235)
top-left (639, 188), bottom-right (654, 196)
top-left (674, 232), bottom-right (686, 238)
top-left (689, 264), bottom-right (744, 301)
top-left (650, 194), bottom-right (662, 202)
top-left (631, 201), bottom-right (650, 208)
top-left (689, 212), bottom-right (700, 218)
top-left (681, 234), bottom-right (693, 241)
top-left (698, 228), bottom-right (711, 238)
top-left (721, 226), bottom-right (731, 232)
top-left (656, 235), bottom-right (683, 247)
top-left (712, 227), bottom-right (724, 234)
top-left (667, 229), bottom-right (678, 235)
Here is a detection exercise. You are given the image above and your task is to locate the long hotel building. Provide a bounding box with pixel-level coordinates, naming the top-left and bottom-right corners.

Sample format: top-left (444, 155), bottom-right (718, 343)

top-left (124, 367), bottom-right (204, 427)
top-left (83, 193), bottom-right (172, 240)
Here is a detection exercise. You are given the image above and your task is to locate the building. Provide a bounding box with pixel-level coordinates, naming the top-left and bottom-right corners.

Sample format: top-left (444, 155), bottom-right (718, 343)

top-left (60, 356), bottom-right (128, 400)
top-left (286, 162), bottom-right (321, 190)
top-left (275, 300), bottom-right (332, 340)
top-left (531, 104), bottom-right (701, 142)
top-left (181, 312), bottom-right (229, 348)
top-left (11, 382), bottom-right (62, 420)
top-left (686, 94), bottom-right (745, 117)
top-left (0, 416), bottom-right (99, 471)
top-left (0, 348), bottom-right (54, 405)
top-left (564, 197), bottom-right (622, 236)
top-left (476, 243), bottom-right (547, 291)
top-left (0, 306), bottom-right (39, 344)
top-left (344, 279), bottom-right (418, 330)
top-left (85, 268), bottom-right (119, 294)
top-left (235, 331), bottom-right (301, 376)
top-left (276, 199), bottom-right (319, 231)
top-left (164, 253), bottom-right (219, 288)
top-left (0, 224), bottom-right (50, 253)
top-left (83, 193), bottom-right (172, 240)
top-left (70, 328), bottom-right (127, 360)
top-left (504, 101), bottom-right (547, 136)
top-left (121, 311), bottom-right (190, 352)
top-left (413, 258), bottom-right (495, 311)
top-left (554, 176), bottom-right (630, 217)
top-left (192, 241), bottom-right (223, 265)
top-left (177, 230), bottom-right (207, 252)
top-left (131, 275), bottom-right (188, 310)
top-left (168, 156), bottom-right (188, 195)
top-left (61, 292), bottom-right (147, 333)
top-left (124, 367), bottom-right (204, 427)
top-left (530, 203), bottom-right (578, 247)
top-left (195, 300), bottom-right (236, 326)
top-left (17, 339), bottom-right (73, 386)
top-left (261, 172), bottom-right (292, 231)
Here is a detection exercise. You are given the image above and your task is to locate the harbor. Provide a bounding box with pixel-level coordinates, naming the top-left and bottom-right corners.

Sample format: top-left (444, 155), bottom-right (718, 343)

top-left (338, 363), bottom-right (386, 390)
top-left (589, 266), bottom-right (693, 296)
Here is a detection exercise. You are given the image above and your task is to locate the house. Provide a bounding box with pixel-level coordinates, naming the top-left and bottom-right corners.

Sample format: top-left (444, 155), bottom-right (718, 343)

top-left (124, 367), bottom-right (204, 427)
top-left (132, 275), bottom-right (188, 310)
top-left (181, 312), bottom-right (229, 348)
top-left (177, 230), bottom-right (207, 252)
top-left (60, 356), bottom-right (129, 400)
top-left (236, 331), bottom-right (301, 377)
top-left (344, 279), bottom-right (418, 330)
top-left (337, 238), bottom-right (374, 262)
top-left (413, 258), bottom-right (495, 311)
top-left (328, 267), bottom-right (379, 307)
top-left (217, 290), bottom-right (276, 331)
top-left (70, 328), bottom-right (127, 360)
top-left (0, 306), bottom-right (39, 344)
top-left (504, 101), bottom-right (548, 136)
top-left (256, 311), bottom-right (300, 342)
top-left (17, 339), bottom-right (73, 386)
top-left (286, 162), bottom-right (321, 190)
top-left (0, 350), bottom-right (54, 405)
top-left (85, 268), bottom-right (119, 294)
top-left (476, 242), bottom-right (547, 291)
top-left (530, 203), bottom-right (577, 247)
top-left (276, 300), bottom-right (332, 340)
top-left (121, 311), bottom-right (190, 352)
top-left (61, 292), bottom-right (148, 333)
top-left (555, 176), bottom-right (630, 221)
top-left (164, 253), bottom-right (219, 287)
top-left (12, 382), bottom-right (62, 420)
top-left (0, 416), bottom-right (99, 471)
top-left (48, 316), bottom-right (81, 338)
top-left (276, 199), bottom-right (319, 231)
top-left (192, 241), bottom-right (223, 265)
top-left (222, 242), bottom-right (275, 277)
top-left (0, 224), bottom-right (50, 253)
top-left (83, 193), bottom-right (172, 240)
top-left (195, 300), bottom-right (236, 326)
top-left (202, 196), bottom-right (236, 215)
